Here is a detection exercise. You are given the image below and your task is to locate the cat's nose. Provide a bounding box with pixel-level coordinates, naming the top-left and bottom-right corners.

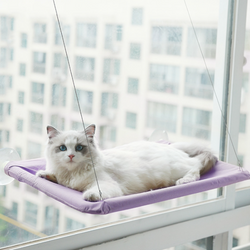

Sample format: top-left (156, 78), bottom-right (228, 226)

top-left (68, 154), bottom-right (75, 160)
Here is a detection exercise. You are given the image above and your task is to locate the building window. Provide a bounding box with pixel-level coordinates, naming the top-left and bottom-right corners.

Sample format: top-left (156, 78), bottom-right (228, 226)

top-left (18, 91), bottom-right (25, 104)
top-left (0, 186), bottom-right (6, 197)
top-left (31, 82), bottom-right (44, 104)
top-left (75, 56), bottom-right (95, 81)
top-left (130, 43), bottom-right (141, 60)
top-left (10, 202), bottom-right (18, 220)
top-left (0, 47), bottom-right (7, 68)
top-left (126, 112), bottom-right (137, 129)
top-left (239, 114), bottom-right (247, 133)
top-left (51, 84), bottom-right (67, 107)
top-left (100, 126), bottom-right (117, 144)
top-left (24, 201), bottom-right (38, 227)
top-left (17, 119), bottom-right (23, 132)
top-left (151, 26), bottom-right (182, 55)
top-left (44, 206), bottom-right (60, 234)
top-left (73, 90), bottom-right (93, 114)
top-left (66, 217), bottom-right (85, 232)
top-left (76, 23), bottom-right (97, 48)
top-left (131, 8), bottom-right (143, 25)
top-left (101, 92), bottom-right (118, 118)
top-left (187, 28), bottom-right (217, 58)
top-left (19, 63), bottom-right (26, 76)
top-left (21, 33), bottom-right (27, 48)
top-left (0, 75), bottom-right (12, 95)
top-left (128, 78), bottom-right (139, 94)
top-left (185, 68), bottom-right (214, 99)
top-left (103, 58), bottom-right (120, 84)
top-left (51, 114), bottom-right (65, 131)
top-left (146, 101), bottom-right (177, 133)
top-left (55, 22), bottom-right (70, 45)
top-left (30, 111), bottom-right (43, 134)
top-left (5, 130), bottom-right (10, 142)
top-left (33, 23), bottom-right (47, 43)
top-left (53, 53), bottom-right (67, 82)
top-left (149, 64), bottom-right (180, 94)
top-left (182, 107), bottom-right (212, 140)
top-left (0, 16), bottom-right (14, 41)
top-left (27, 141), bottom-right (42, 159)
top-left (33, 52), bottom-right (46, 74)
top-left (104, 24), bottom-right (122, 51)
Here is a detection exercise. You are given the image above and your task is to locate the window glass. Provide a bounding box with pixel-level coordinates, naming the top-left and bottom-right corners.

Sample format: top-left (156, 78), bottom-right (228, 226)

top-left (0, 0), bottom-right (225, 247)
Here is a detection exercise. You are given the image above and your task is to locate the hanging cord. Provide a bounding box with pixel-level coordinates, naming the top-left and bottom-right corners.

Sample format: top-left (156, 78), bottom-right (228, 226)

top-left (52, 0), bottom-right (103, 200)
top-left (183, 0), bottom-right (242, 168)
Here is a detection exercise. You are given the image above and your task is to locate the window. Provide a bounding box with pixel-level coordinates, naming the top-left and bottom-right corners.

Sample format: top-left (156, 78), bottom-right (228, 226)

top-left (18, 91), bottom-right (25, 104)
top-left (44, 206), bottom-right (59, 234)
top-left (11, 202), bottom-right (18, 220)
top-left (0, 47), bottom-right (7, 68)
top-left (149, 64), bottom-right (180, 94)
top-left (53, 53), bottom-right (67, 81)
top-left (131, 8), bottom-right (143, 25)
top-left (0, 16), bottom-right (14, 41)
top-left (147, 101), bottom-right (177, 132)
top-left (76, 23), bottom-right (97, 48)
top-left (16, 119), bottom-right (23, 132)
top-left (33, 23), bottom-right (47, 43)
top-left (187, 28), bottom-right (217, 58)
top-left (126, 112), bottom-right (137, 129)
top-left (128, 77), bottom-right (139, 94)
top-left (19, 63), bottom-right (26, 76)
top-left (20, 33), bottom-right (27, 48)
top-left (104, 24), bottom-right (123, 51)
top-left (51, 84), bottom-right (67, 107)
top-left (65, 218), bottom-right (85, 232)
top-left (130, 43), bottom-right (141, 59)
top-left (54, 22), bottom-right (70, 45)
top-left (0, 75), bottom-right (12, 95)
top-left (239, 113), bottom-right (247, 133)
top-left (182, 107), bottom-right (212, 140)
top-left (99, 125), bottom-right (117, 148)
top-left (75, 56), bottom-right (95, 81)
top-left (33, 52), bottom-right (46, 73)
top-left (24, 201), bottom-right (38, 227)
top-left (103, 58), bottom-right (120, 84)
top-left (151, 26), bottom-right (182, 55)
top-left (29, 111), bottom-right (43, 134)
top-left (15, 147), bottom-right (22, 158)
top-left (73, 90), bottom-right (93, 114)
top-left (101, 92), bottom-right (118, 118)
top-left (31, 82), bottom-right (44, 104)
top-left (185, 67), bottom-right (214, 99)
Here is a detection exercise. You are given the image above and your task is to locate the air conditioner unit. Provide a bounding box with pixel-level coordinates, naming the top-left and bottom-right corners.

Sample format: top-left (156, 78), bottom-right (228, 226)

top-left (52, 67), bottom-right (66, 82)
top-left (107, 108), bottom-right (116, 121)
top-left (108, 75), bottom-right (118, 86)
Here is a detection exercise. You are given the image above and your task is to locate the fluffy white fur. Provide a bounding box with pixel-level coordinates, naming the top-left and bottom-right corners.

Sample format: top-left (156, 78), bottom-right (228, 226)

top-left (36, 124), bottom-right (217, 201)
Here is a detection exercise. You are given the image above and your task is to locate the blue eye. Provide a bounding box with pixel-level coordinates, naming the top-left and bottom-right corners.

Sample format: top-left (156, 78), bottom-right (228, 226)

top-left (59, 145), bottom-right (67, 151)
top-left (76, 145), bottom-right (83, 151)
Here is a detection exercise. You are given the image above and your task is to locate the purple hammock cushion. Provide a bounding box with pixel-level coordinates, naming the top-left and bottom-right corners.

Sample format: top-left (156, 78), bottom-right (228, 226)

top-left (5, 158), bottom-right (250, 215)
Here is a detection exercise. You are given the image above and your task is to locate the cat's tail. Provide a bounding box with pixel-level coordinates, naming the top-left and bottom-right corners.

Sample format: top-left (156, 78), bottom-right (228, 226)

top-left (171, 142), bottom-right (217, 175)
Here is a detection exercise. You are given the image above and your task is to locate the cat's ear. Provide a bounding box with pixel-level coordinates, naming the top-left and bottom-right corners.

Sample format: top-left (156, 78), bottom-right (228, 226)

top-left (85, 124), bottom-right (96, 139)
top-left (47, 126), bottom-right (60, 139)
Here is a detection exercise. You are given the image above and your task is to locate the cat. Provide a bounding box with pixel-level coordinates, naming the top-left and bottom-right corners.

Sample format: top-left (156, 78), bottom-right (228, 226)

top-left (36, 124), bottom-right (217, 202)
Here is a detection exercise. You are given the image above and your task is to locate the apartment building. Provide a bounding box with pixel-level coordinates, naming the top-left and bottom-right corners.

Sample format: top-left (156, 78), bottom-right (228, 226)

top-left (0, 0), bottom-right (249, 248)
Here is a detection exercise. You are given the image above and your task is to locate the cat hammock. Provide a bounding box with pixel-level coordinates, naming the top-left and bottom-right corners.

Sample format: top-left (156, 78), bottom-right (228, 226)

top-left (4, 155), bottom-right (250, 215)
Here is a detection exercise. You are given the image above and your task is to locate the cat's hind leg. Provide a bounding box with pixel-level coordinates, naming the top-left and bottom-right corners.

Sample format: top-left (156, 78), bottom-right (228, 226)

top-left (175, 168), bottom-right (200, 185)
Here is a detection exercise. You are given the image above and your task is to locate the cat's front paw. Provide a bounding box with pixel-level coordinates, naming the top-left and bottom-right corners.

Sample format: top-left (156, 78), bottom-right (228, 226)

top-left (36, 170), bottom-right (58, 183)
top-left (176, 175), bottom-right (199, 185)
top-left (83, 190), bottom-right (102, 202)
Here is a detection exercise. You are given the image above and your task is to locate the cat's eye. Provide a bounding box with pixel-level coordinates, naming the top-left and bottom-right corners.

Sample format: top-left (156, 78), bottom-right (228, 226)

top-left (75, 145), bottom-right (83, 151)
top-left (59, 145), bottom-right (67, 151)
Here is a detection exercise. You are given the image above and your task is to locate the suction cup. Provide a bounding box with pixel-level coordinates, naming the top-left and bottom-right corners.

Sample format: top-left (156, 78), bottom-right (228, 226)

top-left (0, 148), bottom-right (20, 185)
top-left (149, 129), bottom-right (169, 142)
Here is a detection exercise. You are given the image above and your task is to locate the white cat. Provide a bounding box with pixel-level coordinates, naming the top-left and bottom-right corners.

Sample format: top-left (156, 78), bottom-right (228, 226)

top-left (36, 124), bottom-right (217, 201)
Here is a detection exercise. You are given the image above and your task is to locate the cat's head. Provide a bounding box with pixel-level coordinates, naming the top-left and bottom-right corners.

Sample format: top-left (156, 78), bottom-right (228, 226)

top-left (45, 124), bottom-right (97, 171)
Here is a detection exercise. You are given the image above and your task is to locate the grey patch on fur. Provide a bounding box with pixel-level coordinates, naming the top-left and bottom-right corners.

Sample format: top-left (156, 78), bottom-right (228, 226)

top-left (78, 145), bottom-right (88, 156)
